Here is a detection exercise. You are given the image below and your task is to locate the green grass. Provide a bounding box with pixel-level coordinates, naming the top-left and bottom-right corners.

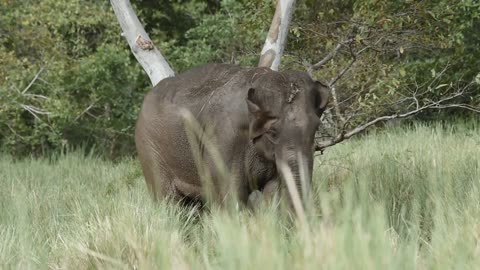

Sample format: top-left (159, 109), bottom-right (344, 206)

top-left (1, 123), bottom-right (479, 269)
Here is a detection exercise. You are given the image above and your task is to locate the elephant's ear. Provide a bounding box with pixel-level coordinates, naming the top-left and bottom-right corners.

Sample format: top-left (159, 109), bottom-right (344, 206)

top-left (314, 81), bottom-right (330, 117)
top-left (246, 88), bottom-right (278, 142)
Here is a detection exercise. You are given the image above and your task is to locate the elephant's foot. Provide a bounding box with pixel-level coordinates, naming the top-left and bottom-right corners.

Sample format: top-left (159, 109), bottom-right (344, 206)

top-left (247, 190), bottom-right (264, 209)
top-left (247, 180), bottom-right (280, 210)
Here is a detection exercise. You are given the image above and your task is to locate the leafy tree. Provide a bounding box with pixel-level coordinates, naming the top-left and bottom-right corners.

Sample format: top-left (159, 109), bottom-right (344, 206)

top-left (0, 0), bottom-right (148, 157)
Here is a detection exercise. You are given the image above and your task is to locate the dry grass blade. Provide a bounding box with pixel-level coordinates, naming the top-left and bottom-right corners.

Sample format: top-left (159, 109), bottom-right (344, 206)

top-left (179, 108), bottom-right (235, 207)
top-left (76, 245), bottom-right (128, 269)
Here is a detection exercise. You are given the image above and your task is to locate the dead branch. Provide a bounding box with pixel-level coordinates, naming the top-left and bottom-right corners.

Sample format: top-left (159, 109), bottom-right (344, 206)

top-left (22, 67), bottom-right (45, 94)
top-left (6, 124), bottom-right (26, 141)
top-left (312, 43), bottom-right (342, 70)
top-left (315, 80), bottom-right (478, 153)
top-left (311, 38), bottom-right (354, 70)
top-left (329, 57), bottom-right (355, 87)
top-left (74, 103), bottom-right (96, 121)
top-left (259, 0), bottom-right (296, 71)
top-left (330, 86), bottom-right (346, 125)
top-left (110, 0), bottom-right (175, 85)
top-left (304, 36), bottom-right (373, 138)
top-left (433, 104), bottom-right (480, 113)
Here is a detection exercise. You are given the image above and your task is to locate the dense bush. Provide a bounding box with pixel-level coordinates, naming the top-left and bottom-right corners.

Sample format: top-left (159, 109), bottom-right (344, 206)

top-left (291, 0), bottom-right (480, 124)
top-left (0, 1), bottom-right (149, 158)
top-left (1, 0), bottom-right (478, 158)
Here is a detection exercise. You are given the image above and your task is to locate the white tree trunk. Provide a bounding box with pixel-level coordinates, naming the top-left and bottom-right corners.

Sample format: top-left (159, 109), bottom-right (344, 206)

top-left (110, 0), bottom-right (175, 86)
top-left (258, 0), bottom-right (296, 71)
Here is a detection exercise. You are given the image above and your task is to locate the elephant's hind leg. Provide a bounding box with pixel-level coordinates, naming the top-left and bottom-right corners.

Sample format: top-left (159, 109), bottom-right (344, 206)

top-left (137, 141), bottom-right (175, 201)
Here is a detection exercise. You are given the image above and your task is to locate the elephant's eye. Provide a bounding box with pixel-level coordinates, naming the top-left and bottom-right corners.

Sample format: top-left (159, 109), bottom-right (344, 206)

top-left (267, 129), bottom-right (277, 137)
top-left (266, 129), bottom-right (280, 144)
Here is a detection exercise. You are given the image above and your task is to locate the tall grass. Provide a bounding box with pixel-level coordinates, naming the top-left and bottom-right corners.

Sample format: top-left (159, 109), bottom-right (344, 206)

top-left (1, 123), bottom-right (479, 269)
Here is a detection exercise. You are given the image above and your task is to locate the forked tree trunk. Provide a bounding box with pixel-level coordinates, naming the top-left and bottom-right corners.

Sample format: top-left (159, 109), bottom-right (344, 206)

top-left (258, 0), bottom-right (296, 71)
top-left (111, 0), bottom-right (296, 83)
top-left (110, 0), bottom-right (175, 86)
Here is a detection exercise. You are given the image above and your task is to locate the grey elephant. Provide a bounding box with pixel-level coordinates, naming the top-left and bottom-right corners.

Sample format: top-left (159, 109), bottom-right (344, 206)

top-left (135, 63), bottom-right (329, 208)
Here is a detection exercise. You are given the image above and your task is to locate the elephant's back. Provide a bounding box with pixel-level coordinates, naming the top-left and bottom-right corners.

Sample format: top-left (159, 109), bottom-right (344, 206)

top-left (151, 63), bottom-right (245, 104)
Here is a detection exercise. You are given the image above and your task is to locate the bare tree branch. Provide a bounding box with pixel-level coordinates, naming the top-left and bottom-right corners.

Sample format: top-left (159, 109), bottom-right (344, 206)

top-left (22, 67), bottom-right (45, 94)
top-left (258, 0), bottom-right (296, 71)
top-left (110, 0), bottom-right (175, 86)
top-left (74, 103), bottom-right (96, 121)
top-left (312, 43), bottom-right (342, 69)
top-left (315, 80), bottom-right (478, 153)
top-left (327, 38), bottom-right (381, 87)
top-left (310, 38), bottom-right (354, 70)
top-left (6, 124), bottom-right (26, 141)
top-left (329, 86), bottom-right (346, 125)
top-left (20, 104), bottom-right (51, 117)
top-left (433, 104), bottom-right (480, 113)
top-left (329, 57), bottom-right (355, 87)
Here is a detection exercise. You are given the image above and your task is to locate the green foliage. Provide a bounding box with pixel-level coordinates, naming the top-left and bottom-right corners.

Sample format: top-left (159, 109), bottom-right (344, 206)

top-left (1, 124), bottom-right (479, 268)
top-left (0, 0), bottom-right (149, 157)
top-left (290, 0), bottom-right (480, 123)
top-left (159, 0), bottom-right (272, 71)
top-left (0, 0), bottom-right (274, 157)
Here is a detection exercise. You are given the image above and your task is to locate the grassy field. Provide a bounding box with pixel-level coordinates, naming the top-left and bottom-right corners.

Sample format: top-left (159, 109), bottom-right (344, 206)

top-left (1, 123), bottom-right (479, 269)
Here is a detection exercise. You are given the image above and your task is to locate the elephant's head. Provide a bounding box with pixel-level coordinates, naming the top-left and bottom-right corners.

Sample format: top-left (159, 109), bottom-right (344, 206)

top-left (246, 71), bottom-right (330, 204)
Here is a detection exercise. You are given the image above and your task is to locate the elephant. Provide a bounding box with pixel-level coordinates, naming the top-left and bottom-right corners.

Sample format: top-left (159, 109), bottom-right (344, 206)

top-left (135, 63), bottom-right (329, 208)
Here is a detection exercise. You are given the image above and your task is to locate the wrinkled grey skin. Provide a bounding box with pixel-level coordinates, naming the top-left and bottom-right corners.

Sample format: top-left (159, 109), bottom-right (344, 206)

top-left (135, 63), bottom-right (329, 207)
